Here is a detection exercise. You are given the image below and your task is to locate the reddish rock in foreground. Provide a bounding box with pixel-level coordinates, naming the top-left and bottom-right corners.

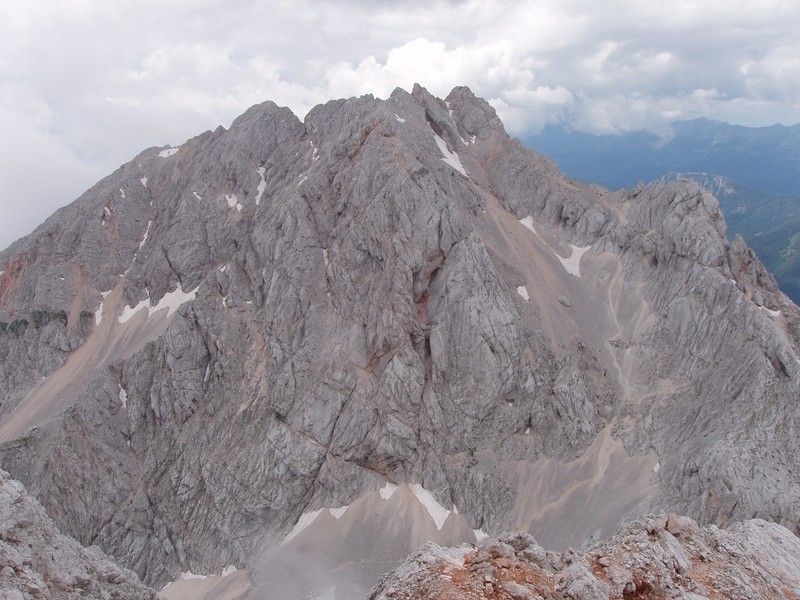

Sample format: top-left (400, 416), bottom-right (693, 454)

top-left (370, 513), bottom-right (800, 599)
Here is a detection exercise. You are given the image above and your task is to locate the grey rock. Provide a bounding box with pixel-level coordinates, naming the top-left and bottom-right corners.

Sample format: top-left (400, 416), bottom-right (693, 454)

top-left (501, 580), bottom-right (539, 599)
top-left (558, 561), bottom-right (609, 599)
top-left (0, 468), bottom-right (158, 599)
top-left (370, 514), bottom-right (800, 599)
top-left (368, 541), bottom-right (471, 600)
top-left (0, 84), bottom-right (798, 595)
top-left (499, 531), bottom-right (538, 552)
top-left (473, 541), bottom-right (516, 565)
top-left (520, 545), bottom-right (548, 568)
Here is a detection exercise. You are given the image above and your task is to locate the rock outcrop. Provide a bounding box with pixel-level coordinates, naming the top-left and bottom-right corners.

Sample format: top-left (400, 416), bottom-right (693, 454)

top-left (370, 514), bottom-right (800, 599)
top-left (0, 468), bottom-right (158, 599)
top-left (0, 84), bottom-right (798, 596)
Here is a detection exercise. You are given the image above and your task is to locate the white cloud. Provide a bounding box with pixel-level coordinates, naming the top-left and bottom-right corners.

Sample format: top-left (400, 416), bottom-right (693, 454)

top-left (0, 104), bottom-right (99, 247)
top-left (1, 0), bottom-right (800, 247)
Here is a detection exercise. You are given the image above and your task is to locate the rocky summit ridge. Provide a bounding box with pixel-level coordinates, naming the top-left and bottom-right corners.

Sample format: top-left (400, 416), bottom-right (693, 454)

top-left (370, 513), bottom-right (800, 599)
top-left (0, 84), bottom-right (799, 597)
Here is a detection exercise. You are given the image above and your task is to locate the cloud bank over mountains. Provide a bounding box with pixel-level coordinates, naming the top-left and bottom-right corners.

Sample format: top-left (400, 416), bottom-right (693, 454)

top-left (1, 0), bottom-right (799, 247)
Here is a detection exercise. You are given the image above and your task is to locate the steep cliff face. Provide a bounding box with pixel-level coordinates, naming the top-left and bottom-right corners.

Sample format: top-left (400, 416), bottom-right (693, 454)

top-left (0, 469), bottom-right (158, 599)
top-left (0, 85), bottom-right (798, 594)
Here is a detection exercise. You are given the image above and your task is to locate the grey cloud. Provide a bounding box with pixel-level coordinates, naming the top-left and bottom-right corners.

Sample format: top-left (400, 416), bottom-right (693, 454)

top-left (1, 0), bottom-right (799, 247)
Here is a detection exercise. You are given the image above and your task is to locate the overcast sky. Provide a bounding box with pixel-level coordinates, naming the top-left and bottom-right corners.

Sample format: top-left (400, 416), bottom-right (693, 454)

top-left (2, 0), bottom-right (799, 249)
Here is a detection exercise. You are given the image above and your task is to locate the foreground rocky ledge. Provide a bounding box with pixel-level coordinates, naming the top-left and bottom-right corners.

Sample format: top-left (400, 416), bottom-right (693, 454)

top-left (0, 468), bottom-right (159, 599)
top-left (370, 513), bottom-right (800, 599)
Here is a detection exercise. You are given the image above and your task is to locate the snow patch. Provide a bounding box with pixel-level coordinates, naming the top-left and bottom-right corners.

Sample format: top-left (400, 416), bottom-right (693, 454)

top-left (255, 167), bottom-right (267, 205)
top-left (180, 571), bottom-right (207, 581)
top-left (761, 306), bottom-right (781, 318)
top-left (158, 147), bottom-right (179, 158)
top-left (408, 483), bottom-right (451, 530)
top-left (298, 174), bottom-right (308, 186)
top-left (95, 289), bottom-right (113, 325)
top-left (140, 177), bottom-right (147, 187)
top-left (557, 245), bottom-right (591, 277)
top-left (156, 285), bottom-right (200, 317)
top-left (323, 249), bottom-right (329, 267)
top-left (118, 385), bottom-right (127, 409)
top-left (433, 133), bottom-right (467, 176)
top-left (652, 462), bottom-right (660, 473)
top-left (118, 284), bottom-right (198, 324)
top-left (519, 216), bottom-right (590, 277)
top-left (470, 135), bottom-right (476, 144)
top-left (379, 482), bottom-right (397, 500)
top-left (283, 509), bottom-right (324, 545)
top-left (221, 565), bottom-right (237, 577)
top-left (394, 114), bottom-right (406, 123)
top-left (118, 296), bottom-right (151, 324)
top-left (519, 216), bottom-right (545, 242)
top-left (310, 140), bottom-right (319, 161)
top-left (226, 194), bottom-right (238, 208)
top-left (329, 506), bottom-right (347, 519)
top-left (474, 529), bottom-right (489, 542)
top-left (193, 191), bottom-right (202, 200)
top-left (139, 221), bottom-right (152, 249)
top-left (119, 188), bottom-right (126, 198)
top-left (517, 286), bottom-right (529, 302)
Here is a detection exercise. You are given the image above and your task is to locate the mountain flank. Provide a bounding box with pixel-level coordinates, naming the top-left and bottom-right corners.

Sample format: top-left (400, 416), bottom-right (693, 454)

top-left (0, 85), bottom-right (798, 597)
top-left (0, 468), bottom-right (158, 599)
top-left (525, 122), bottom-right (800, 303)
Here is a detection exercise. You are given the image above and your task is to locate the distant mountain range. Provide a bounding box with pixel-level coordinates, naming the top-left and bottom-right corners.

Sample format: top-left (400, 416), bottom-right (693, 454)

top-left (526, 119), bottom-right (800, 302)
top-left (525, 118), bottom-right (800, 196)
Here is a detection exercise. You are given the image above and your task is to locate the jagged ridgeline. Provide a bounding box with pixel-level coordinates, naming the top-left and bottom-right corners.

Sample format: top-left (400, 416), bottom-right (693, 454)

top-left (0, 85), bottom-right (799, 598)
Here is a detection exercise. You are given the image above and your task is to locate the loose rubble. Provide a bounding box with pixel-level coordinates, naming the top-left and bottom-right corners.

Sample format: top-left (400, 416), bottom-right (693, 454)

top-left (371, 514), bottom-right (800, 599)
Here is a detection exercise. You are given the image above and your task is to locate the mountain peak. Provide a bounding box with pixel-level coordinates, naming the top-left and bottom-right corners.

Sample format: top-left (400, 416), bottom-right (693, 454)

top-left (0, 85), bottom-right (799, 598)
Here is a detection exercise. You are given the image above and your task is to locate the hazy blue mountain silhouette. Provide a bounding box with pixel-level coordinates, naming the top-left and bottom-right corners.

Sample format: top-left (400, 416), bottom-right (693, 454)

top-left (525, 118), bottom-right (800, 196)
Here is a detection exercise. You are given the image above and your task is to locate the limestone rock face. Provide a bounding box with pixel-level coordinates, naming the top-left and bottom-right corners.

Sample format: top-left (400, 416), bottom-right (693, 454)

top-left (0, 84), bottom-right (798, 594)
top-left (369, 514), bottom-right (800, 599)
top-left (0, 468), bottom-right (158, 599)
